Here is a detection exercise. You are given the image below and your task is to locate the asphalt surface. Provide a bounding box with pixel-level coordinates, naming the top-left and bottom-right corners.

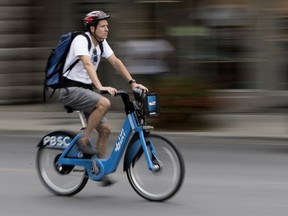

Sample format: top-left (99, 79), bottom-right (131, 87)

top-left (1, 103), bottom-right (288, 215)
top-left (1, 133), bottom-right (288, 216)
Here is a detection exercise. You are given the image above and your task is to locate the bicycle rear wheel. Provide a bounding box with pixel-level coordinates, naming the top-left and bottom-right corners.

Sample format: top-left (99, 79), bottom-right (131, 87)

top-left (126, 134), bottom-right (185, 201)
top-left (36, 131), bottom-right (88, 196)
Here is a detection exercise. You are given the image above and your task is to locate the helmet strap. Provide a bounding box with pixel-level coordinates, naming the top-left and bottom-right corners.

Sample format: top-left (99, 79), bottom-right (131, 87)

top-left (91, 27), bottom-right (104, 43)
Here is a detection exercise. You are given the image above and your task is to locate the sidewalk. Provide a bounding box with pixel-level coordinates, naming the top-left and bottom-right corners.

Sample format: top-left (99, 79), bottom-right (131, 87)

top-left (0, 103), bottom-right (288, 139)
top-left (0, 103), bottom-right (125, 134)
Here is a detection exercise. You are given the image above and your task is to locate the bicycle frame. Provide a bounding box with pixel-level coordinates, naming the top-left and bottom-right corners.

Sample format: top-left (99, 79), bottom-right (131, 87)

top-left (55, 111), bottom-right (157, 181)
top-left (36, 90), bottom-right (186, 201)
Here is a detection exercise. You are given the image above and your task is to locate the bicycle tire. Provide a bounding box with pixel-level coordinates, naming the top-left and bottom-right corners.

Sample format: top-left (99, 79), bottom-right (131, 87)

top-left (36, 130), bottom-right (88, 196)
top-left (126, 133), bottom-right (185, 201)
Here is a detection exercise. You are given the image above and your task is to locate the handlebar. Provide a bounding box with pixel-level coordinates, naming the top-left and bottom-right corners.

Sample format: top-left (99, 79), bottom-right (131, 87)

top-left (100, 89), bottom-right (146, 115)
top-left (100, 88), bottom-right (159, 118)
top-left (100, 89), bottom-right (145, 101)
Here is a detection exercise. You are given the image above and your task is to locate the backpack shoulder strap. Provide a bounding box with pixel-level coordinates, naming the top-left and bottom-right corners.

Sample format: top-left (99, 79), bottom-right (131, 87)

top-left (99, 41), bottom-right (104, 56)
top-left (82, 33), bottom-right (92, 51)
top-left (65, 32), bottom-right (92, 73)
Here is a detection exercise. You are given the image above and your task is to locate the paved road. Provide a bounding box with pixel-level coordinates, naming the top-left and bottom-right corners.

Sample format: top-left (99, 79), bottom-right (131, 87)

top-left (1, 133), bottom-right (288, 216)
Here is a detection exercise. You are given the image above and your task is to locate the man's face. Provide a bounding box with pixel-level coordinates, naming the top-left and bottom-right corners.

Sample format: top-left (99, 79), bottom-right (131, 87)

top-left (92, 19), bottom-right (109, 40)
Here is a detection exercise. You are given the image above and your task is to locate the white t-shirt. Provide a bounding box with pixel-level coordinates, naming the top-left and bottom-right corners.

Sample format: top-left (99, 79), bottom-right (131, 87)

top-left (63, 32), bottom-right (114, 84)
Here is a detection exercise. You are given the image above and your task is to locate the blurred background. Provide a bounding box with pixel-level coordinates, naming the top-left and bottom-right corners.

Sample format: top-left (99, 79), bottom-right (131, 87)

top-left (2, 0), bottom-right (288, 129)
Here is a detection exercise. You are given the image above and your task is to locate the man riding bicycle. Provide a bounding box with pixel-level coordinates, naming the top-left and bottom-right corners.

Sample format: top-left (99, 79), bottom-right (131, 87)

top-left (58, 10), bottom-right (148, 185)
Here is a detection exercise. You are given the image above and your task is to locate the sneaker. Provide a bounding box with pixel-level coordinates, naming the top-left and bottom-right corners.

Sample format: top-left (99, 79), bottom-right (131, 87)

top-left (101, 176), bottom-right (116, 187)
top-left (76, 139), bottom-right (97, 156)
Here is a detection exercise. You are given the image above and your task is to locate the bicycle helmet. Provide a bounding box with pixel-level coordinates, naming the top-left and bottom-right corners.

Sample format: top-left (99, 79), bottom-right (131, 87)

top-left (84, 10), bottom-right (110, 29)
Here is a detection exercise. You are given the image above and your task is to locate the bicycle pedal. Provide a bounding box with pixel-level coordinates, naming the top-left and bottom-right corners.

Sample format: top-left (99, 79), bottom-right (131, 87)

top-left (91, 158), bottom-right (100, 175)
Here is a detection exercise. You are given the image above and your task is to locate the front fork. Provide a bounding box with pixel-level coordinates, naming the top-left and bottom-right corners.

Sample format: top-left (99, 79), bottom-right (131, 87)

top-left (138, 130), bottom-right (160, 171)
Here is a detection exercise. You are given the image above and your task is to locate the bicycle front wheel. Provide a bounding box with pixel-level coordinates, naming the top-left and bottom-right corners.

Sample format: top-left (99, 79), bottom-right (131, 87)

top-left (126, 134), bottom-right (185, 201)
top-left (36, 131), bottom-right (88, 196)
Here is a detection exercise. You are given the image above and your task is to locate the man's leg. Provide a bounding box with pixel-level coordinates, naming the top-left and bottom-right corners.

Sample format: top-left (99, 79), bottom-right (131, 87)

top-left (59, 87), bottom-right (110, 155)
top-left (79, 97), bottom-right (110, 153)
top-left (95, 122), bottom-right (115, 186)
top-left (95, 123), bottom-right (111, 158)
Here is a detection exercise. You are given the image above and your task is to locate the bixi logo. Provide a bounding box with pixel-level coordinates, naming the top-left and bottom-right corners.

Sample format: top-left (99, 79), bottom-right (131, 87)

top-left (149, 101), bottom-right (156, 106)
top-left (115, 128), bottom-right (126, 152)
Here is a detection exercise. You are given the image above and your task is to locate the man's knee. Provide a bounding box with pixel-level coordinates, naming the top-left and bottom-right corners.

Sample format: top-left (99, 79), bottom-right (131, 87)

top-left (96, 97), bottom-right (111, 112)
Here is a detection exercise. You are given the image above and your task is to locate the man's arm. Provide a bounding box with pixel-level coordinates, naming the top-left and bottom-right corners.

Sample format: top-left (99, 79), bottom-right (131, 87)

top-left (79, 55), bottom-right (117, 95)
top-left (107, 53), bottom-right (148, 91)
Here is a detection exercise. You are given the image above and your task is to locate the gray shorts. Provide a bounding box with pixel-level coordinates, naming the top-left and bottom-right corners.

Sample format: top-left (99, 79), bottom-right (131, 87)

top-left (59, 87), bottom-right (108, 123)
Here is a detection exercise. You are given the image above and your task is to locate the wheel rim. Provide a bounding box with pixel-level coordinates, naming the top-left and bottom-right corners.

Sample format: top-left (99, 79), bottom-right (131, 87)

top-left (37, 148), bottom-right (87, 195)
top-left (128, 136), bottom-right (184, 201)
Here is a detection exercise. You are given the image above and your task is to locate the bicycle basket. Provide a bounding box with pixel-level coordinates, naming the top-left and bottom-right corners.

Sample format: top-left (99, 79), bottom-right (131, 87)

top-left (143, 93), bottom-right (160, 117)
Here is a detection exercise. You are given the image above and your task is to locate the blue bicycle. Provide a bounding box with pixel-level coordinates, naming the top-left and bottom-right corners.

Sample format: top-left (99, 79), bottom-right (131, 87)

top-left (36, 89), bottom-right (185, 201)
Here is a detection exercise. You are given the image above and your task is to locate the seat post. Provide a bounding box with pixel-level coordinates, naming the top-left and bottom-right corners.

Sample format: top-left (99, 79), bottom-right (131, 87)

top-left (77, 110), bottom-right (87, 129)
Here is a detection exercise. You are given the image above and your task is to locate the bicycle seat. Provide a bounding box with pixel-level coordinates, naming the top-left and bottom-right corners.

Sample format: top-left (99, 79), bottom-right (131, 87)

top-left (64, 105), bottom-right (76, 113)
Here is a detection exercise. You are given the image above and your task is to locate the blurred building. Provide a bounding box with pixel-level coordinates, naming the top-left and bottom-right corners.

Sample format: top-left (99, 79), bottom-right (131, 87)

top-left (0, 0), bottom-right (40, 103)
top-left (1, 0), bottom-right (288, 111)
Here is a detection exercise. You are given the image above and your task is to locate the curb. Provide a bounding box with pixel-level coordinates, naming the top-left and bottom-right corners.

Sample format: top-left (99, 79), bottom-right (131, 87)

top-left (1, 129), bottom-right (288, 142)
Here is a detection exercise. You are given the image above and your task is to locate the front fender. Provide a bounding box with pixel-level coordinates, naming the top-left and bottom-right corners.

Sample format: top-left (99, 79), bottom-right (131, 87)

top-left (123, 134), bottom-right (143, 171)
top-left (37, 130), bottom-right (76, 149)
